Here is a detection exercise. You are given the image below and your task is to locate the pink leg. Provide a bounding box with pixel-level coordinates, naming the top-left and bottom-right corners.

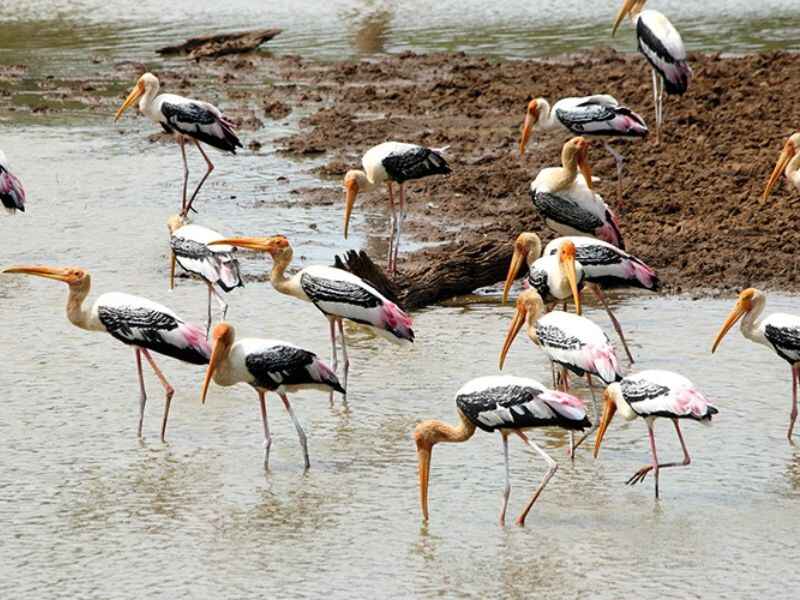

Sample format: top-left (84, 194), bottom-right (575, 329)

top-left (392, 183), bottom-right (405, 275)
top-left (280, 392), bottom-right (310, 469)
top-left (135, 349), bottom-right (146, 438)
top-left (328, 318), bottom-right (338, 405)
top-left (627, 419), bottom-right (692, 488)
top-left (182, 140), bottom-right (215, 216)
top-left (623, 421), bottom-right (661, 498)
top-left (258, 390), bottom-right (272, 469)
top-left (178, 136), bottom-right (189, 214)
top-left (499, 432), bottom-right (511, 526)
top-left (589, 283), bottom-right (634, 363)
top-left (140, 349), bottom-right (175, 443)
top-left (386, 182), bottom-right (397, 271)
top-left (789, 365), bottom-right (798, 442)
top-left (571, 373), bottom-right (599, 451)
top-left (515, 430), bottom-right (558, 526)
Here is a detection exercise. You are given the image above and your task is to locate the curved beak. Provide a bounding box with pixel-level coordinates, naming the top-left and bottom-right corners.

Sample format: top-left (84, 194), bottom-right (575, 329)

top-left (416, 438), bottom-right (433, 521)
top-left (2, 265), bottom-right (72, 282)
top-left (593, 390), bottom-right (617, 458)
top-left (114, 82), bottom-right (144, 121)
top-left (209, 237), bottom-right (272, 252)
top-left (200, 336), bottom-right (228, 404)
top-left (612, 0), bottom-right (637, 36)
top-left (169, 251), bottom-right (177, 291)
top-left (502, 244), bottom-right (527, 303)
top-left (519, 102), bottom-right (537, 157)
top-left (562, 254), bottom-right (582, 315)
top-left (711, 301), bottom-right (747, 353)
top-left (763, 142), bottom-right (795, 203)
top-left (499, 303), bottom-right (527, 370)
top-left (343, 180), bottom-right (358, 239)
top-left (577, 142), bottom-right (593, 191)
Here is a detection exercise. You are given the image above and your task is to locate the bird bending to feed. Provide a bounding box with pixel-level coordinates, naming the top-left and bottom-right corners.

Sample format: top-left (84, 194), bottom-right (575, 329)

top-left (167, 215), bottom-right (243, 335)
top-left (343, 141), bottom-right (450, 274)
top-left (594, 370), bottom-right (717, 498)
top-left (612, 0), bottom-right (691, 145)
top-left (114, 72), bottom-right (242, 217)
top-left (519, 94), bottom-right (647, 201)
top-left (414, 375), bottom-right (590, 526)
top-left (201, 323), bottom-right (343, 469)
top-left (209, 235), bottom-right (414, 401)
top-left (499, 288), bottom-right (622, 454)
top-left (2, 265), bottom-right (210, 441)
top-left (712, 288), bottom-right (800, 441)
top-left (531, 137), bottom-right (625, 249)
top-left (763, 132), bottom-right (800, 201)
top-left (0, 149), bottom-right (26, 213)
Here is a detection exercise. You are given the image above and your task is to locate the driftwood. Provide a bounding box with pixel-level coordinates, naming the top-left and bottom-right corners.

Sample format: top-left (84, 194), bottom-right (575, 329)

top-left (157, 29), bottom-right (282, 60)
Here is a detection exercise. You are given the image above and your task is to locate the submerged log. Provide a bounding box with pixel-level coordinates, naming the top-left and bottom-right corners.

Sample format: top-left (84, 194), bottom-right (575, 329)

top-left (157, 28), bottom-right (283, 60)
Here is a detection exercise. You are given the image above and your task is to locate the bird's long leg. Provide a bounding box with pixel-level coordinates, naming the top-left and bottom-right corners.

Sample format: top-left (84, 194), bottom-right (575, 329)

top-left (258, 390), bottom-right (272, 470)
top-left (624, 420), bottom-right (662, 498)
top-left (140, 349), bottom-right (175, 443)
top-left (337, 319), bottom-right (350, 402)
top-left (179, 137), bottom-right (189, 214)
top-left (658, 74), bottom-right (665, 144)
top-left (550, 360), bottom-right (557, 388)
top-left (589, 283), bottom-right (634, 363)
top-left (515, 430), bottom-right (558, 527)
top-left (603, 141), bottom-right (625, 209)
top-left (789, 365), bottom-right (798, 442)
top-left (205, 284), bottom-right (213, 337)
top-left (210, 284), bottom-right (229, 321)
top-left (386, 182), bottom-right (397, 272)
top-left (183, 140), bottom-right (215, 216)
top-left (279, 392), bottom-right (310, 469)
top-left (392, 183), bottom-right (406, 275)
top-left (651, 68), bottom-right (660, 145)
top-left (328, 317), bottom-right (338, 405)
top-left (135, 348), bottom-right (147, 438)
top-left (627, 419), bottom-right (692, 486)
top-left (572, 374), bottom-right (599, 451)
top-left (499, 432), bottom-right (511, 526)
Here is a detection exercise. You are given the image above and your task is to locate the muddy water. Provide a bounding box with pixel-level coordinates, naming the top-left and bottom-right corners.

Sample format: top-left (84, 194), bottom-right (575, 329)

top-left (3, 1), bottom-right (800, 598)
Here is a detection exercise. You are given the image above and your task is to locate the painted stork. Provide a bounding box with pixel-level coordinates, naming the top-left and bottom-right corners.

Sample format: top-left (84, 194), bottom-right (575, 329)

top-left (763, 132), bottom-right (800, 201)
top-left (201, 323), bottom-right (343, 469)
top-left (612, 0), bottom-right (692, 145)
top-left (2, 265), bottom-right (210, 441)
top-left (414, 375), bottom-right (590, 526)
top-left (0, 149), bottom-right (26, 213)
top-left (712, 288), bottom-right (800, 441)
top-left (519, 94), bottom-right (647, 202)
top-left (167, 215), bottom-right (243, 335)
top-left (531, 137), bottom-right (625, 249)
top-left (114, 72), bottom-right (242, 217)
top-left (343, 141), bottom-right (450, 274)
top-left (499, 288), bottom-right (623, 453)
top-left (594, 370), bottom-right (717, 498)
top-left (208, 235), bottom-right (414, 400)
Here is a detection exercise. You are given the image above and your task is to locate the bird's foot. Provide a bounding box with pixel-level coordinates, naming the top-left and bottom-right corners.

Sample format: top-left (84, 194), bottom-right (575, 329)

top-left (626, 465), bottom-right (653, 486)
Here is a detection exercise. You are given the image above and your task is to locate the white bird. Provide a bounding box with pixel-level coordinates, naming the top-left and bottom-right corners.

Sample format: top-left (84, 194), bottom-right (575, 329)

top-left (343, 141), bottom-right (450, 274)
top-left (201, 322), bottom-right (344, 469)
top-left (712, 288), bottom-right (800, 441)
top-left (114, 72), bottom-right (242, 217)
top-left (499, 288), bottom-right (623, 454)
top-left (594, 370), bottom-right (717, 498)
top-left (414, 375), bottom-right (590, 526)
top-left (519, 94), bottom-right (648, 201)
top-left (763, 132), bottom-right (800, 202)
top-left (167, 215), bottom-right (243, 334)
top-left (0, 149), bottom-right (26, 213)
top-left (612, 0), bottom-right (692, 144)
top-left (2, 265), bottom-right (210, 441)
top-left (531, 137), bottom-right (625, 249)
top-left (209, 235), bottom-right (414, 400)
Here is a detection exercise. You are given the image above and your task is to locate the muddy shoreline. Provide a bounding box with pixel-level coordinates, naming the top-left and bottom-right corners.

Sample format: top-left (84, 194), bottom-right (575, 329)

top-left (4, 48), bottom-right (800, 301)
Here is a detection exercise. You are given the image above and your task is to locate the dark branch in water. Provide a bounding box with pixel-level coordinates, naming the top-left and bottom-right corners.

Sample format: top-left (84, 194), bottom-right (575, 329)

top-left (157, 29), bottom-right (283, 60)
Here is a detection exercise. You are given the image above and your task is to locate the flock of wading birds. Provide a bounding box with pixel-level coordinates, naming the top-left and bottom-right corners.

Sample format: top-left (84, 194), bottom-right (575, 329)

top-left (3, 1), bottom-right (800, 527)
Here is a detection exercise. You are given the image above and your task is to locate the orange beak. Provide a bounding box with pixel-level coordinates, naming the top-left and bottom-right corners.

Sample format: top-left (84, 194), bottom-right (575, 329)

top-left (200, 334), bottom-right (230, 404)
top-left (208, 236), bottom-right (278, 253)
top-left (559, 244), bottom-right (582, 315)
top-left (763, 140), bottom-right (796, 203)
top-left (343, 179), bottom-right (359, 239)
top-left (612, 0), bottom-right (638, 36)
top-left (519, 100), bottom-right (538, 157)
top-left (2, 265), bottom-right (76, 283)
top-left (711, 300), bottom-right (748, 353)
top-left (593, 390), bottom-right (617, 458)
top-left (114, 80), bottom-right (144, 121)
top-left (576, 140), bottom-right (593, 191)
top-left (499, 300), bottom-right (527, 370)
top-left (416, 437), bottom-right (433, 521)
top-left (502, 242), bottom-right (528, 304)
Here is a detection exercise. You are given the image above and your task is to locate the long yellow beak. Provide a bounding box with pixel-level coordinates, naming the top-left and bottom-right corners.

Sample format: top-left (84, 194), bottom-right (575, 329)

top-left (593, 391), bottom-right (617, 458)
top-left (612, 0), bottom-right (637, 36)
top-left (343, 181), bottom-right (358, 239)
top-left (200, 337), bottom-right (228, 404)
top-left (562, 255), bottom-right (582, 315)
top-left (209, 237), bottom-right (272, 252)
top-left (577, 144), bottom-right (593, 191)
top-left (114, 82), bottom-right (144, 121)
top-left (763, 143), bottom-right (795, 203)
top-left (502, 245), bottom-right (527, 303)
top-left (711, 301), bottom-right (747, 353)
top-left (519, 102), bottom-right (536, 157)
top-left (2, 265), bottom-right (72, 282)
top-left (416, 439), bottom-right (432, 521)
top-left (499, 304), bottom-right (527, 370)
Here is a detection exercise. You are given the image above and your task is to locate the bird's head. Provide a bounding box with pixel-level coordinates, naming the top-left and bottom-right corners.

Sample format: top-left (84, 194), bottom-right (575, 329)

top-left (612, 0), bottom-right (647, 36)
top-left (343, 170), bottom-right (368, 239)
top-left (115, 72), bottom-right (159, 121)
top-left (593, 386), bottom-right (622, 458)
top-left (763, 132), bottom-right (800, 203)
top-left (413, 419), bottom-right (456, 522)
top-left (2, 265), bottom-right (90, 290)
top-left (519, 98), bottom-right (543, 157)
top-left (503, 232), bottom-right (542, 303)
top-left (209, 234), bottom-right (292, 263)
top-left (563, 137), bottom-right (593, 190)
top-left (499, 289), bottom-right (544, 370)
top-left (711, 288), bottom-right (760, 353)
top-left (558, 240), bottom-right (582, 315)
top-left (201, 322), bottom-right (236, 405)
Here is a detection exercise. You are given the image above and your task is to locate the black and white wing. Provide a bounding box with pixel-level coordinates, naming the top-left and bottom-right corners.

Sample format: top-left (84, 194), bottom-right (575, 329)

top-left (0, 151), bottom-right (25, 213)
top-left (238, 338), bottom-right (344, 393)
top-left (637, 10), bottom-right (691, 95)
top-left (171, 224), bottom-right (243, 292)
top-left (553, 96), bottom-right (648, 138)
top-left (763, 314), bottom-right (800, 364)
top-left (157, 93), bottom-right (242, 153)
top-left (94, 292), bottom-right (210, 365)
top-left (619, 370), bottom-right (717, 421)
top-left (370, 142), bottom-right (451, 183)
top-left (456, 376), bottom-right (590, 432)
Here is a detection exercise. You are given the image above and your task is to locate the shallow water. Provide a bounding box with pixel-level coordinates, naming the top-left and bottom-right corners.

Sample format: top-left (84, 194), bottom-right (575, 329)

top-left (2, 2), bottom-right (800, 598)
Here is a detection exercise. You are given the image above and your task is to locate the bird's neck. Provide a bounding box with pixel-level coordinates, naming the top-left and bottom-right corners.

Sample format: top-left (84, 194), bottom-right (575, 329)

top-left (551, 156), bottom-right (578, 193)
top-left (740, 297), bottom-right (767, 344)
top-left (355, 170), bottom-right (378, 192)
top-left (427, 412), bottom-right (477, 445)
top-left (537, 99), bottom-right (557, 130)
top-left (269, 251), bottom-right (305, 300)
top-left (65, 281), bottom-right (95, 331)
top-left (139, 84), bottom-right (159, 117)
top-left (786, 152), bottom-right (800, 187)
